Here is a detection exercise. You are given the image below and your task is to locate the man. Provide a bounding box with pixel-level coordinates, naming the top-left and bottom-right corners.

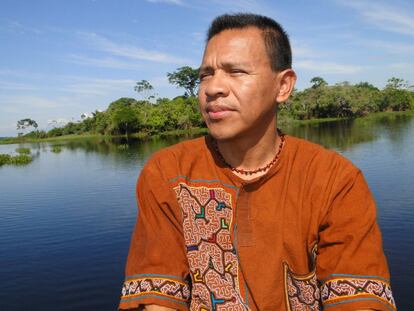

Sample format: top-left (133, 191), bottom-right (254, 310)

top-left (119, 13), bottom-right (396, 311)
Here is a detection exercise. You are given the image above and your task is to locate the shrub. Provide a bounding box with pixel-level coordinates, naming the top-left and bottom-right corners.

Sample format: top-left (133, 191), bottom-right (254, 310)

top-left (4, 154), bottom-right (33, 165)
top-left (0, 154), bottom-right (11, 165)
top-left (117, 144), bottom-right (129, 150)
top-left (15, 147), bottom-right (31, 154)
top-left (51, 146), bottom-right (62, 153)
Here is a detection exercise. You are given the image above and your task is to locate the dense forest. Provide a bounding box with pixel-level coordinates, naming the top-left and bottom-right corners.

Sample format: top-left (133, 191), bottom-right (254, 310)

top-left (280, 77), bottom-right (414, 120)
top-left (15, 67), bottom-right (414, 139)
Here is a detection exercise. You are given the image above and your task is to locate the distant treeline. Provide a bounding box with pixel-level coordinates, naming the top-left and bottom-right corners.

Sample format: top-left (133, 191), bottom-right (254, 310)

top-left (18, 75), bottom-right (414, 139)
top-left (281, 77), bottom-right (414, 120)
top-left (47, 96), bottom-right (203, 137)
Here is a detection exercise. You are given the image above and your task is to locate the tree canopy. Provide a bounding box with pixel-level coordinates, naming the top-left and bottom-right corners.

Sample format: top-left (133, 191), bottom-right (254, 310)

top-left (17, 76), bottom-right (414, 139)
top-left (17, 118), bottom-right (38, 130)
top-left (167, 66), bottom-right (200, 97)
top-left (134, 80), bottom-right (156, 101)
top-left (310, 76), bottom-right (327, 89)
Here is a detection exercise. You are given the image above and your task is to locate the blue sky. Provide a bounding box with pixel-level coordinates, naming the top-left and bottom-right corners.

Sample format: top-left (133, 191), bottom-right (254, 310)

top-left (1, 0), bottom-right (413, 136)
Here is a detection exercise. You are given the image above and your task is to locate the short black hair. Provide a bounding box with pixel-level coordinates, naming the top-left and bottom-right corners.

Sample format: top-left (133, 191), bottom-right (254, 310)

top-left (207, 13), bottom-right (292, 72)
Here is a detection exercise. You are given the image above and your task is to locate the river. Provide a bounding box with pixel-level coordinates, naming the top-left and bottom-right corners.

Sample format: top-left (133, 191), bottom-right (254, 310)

top-left (0, 113), bottom-right (413, 310)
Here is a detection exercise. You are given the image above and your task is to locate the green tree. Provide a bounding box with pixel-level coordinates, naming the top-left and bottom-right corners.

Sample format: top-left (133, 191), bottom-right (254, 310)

top-left (108, 97), bottom-right (138, 111)
top-left (134, 80), bottom-right (156, 101)
top-left (381, 77), bottom-right (413, 111)
top-left (111, 106), bottom-right (138, 136)
top-left (382, 88), bottom-right (413, 111)
top-left (94, 111), bottom-right (110, 134)
top-left (167, 66), bottom-right (200, 97)
top-left (47, 127), bottom-right (64, 137)
top-left (310, 77), bottom-right (327, 89)
top-left (147, 106), bottom-right (168, 133)
top-left (61, 122), bottom-right (82, 136)
top-left (17, 118), bottom-right (39, 137)
top-left (351, 85), bottom-right (382, 115)
top-left (355, 82), bottom-right (379, 91)
top-left (386, 77), bottom-right (407, 89)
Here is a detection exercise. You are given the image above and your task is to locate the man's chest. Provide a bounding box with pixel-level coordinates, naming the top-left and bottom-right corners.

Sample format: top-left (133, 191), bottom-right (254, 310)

top-left (171, 179), bottom-right (320, 310)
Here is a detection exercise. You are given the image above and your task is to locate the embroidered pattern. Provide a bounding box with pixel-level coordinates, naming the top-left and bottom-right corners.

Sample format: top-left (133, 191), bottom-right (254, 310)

top-left (284, 263), bottom-right (322, 311)
top-left (321, 276), bottom-right (396, 310)
top-left (121, 276), bottom-right (191, 304)
top-left (174, 183), bottom-right (247, 311)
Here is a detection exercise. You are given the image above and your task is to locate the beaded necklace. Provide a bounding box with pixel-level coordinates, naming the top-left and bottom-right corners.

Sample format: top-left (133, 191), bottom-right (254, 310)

top-left (214, 130), bottom-right (285, 175)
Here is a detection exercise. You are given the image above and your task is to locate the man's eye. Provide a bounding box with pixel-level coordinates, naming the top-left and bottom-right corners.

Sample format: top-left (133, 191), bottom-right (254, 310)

top-left (230, 69), bottom-right (246, 75)
top-left (199, 73), bottom-right (212, 80)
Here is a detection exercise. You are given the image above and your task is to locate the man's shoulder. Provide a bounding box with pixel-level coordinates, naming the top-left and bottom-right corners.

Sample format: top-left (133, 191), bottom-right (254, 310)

top-left (149, 135), bottom-right (207, 162)
top-left (141, 136), bottom-right (209, 179)
top-left (285, 135), bottom-right (358, 173)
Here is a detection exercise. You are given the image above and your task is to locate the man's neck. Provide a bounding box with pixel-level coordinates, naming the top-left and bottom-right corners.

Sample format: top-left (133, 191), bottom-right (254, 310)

top-left (216, 122), bottom-right (281, 180)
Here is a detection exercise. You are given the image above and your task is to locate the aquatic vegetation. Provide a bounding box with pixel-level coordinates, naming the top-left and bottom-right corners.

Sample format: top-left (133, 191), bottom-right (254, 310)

top-left (51, 145), bottom-right (62, 153)
top-left (117, 144), bottom-right (129, 150)
top-left (15, 147), bottom-right (31, 154)
top-left (0, 153), bottom-right (32, 166)
top-left (0, 154), bottom-right (11, 165)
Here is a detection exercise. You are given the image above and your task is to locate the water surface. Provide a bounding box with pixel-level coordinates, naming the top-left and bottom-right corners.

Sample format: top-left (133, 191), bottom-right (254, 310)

top-left (0, 114), bottom-right (413, 310)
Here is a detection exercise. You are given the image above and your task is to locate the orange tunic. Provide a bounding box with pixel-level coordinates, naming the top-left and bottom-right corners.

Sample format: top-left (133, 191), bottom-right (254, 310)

top-left (119, 135), bottom-right (396, 311)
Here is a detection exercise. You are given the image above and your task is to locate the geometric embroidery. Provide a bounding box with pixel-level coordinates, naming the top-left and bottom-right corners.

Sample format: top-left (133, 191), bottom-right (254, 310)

top-left (284, 263), bottom-right (322, 311)
top-left (284, 244), bottom-right (322, 311)
top-left (174, 183), bottom-right (248, 311)
top-left (321, 276), bottom-right (396, 310)
top-left (121, 276), bottom-right (191, 305)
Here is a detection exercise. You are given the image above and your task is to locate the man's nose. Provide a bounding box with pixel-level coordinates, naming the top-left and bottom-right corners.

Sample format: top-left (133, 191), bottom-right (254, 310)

top-left (204, 71), bottom-right (230, 99)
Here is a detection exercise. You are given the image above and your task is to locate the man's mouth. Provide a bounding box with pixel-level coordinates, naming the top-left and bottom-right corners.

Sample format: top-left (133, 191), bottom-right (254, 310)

top-left (208, 110), bottom-right (230, 119)
top-left (206, 104), bottom-right (234, 120)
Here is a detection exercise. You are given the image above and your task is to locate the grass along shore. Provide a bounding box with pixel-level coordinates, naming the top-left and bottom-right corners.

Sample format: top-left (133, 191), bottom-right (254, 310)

top-left (1, 111), bottom-right (413, 145)
top-left (0, 127), bottom-right (209, 145)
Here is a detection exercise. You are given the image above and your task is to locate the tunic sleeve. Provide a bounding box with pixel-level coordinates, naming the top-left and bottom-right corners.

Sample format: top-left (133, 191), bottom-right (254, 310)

top-left (119, 158), bottom-right (191, 310)
top-left (316, 167), bottom-right (396, 311)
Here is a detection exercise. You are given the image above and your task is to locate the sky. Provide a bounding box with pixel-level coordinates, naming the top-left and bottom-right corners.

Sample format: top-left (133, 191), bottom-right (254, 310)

top-left (1, 0), bottom-right (413, 136)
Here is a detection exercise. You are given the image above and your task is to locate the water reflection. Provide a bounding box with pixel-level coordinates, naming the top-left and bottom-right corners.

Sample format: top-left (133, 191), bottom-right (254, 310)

top-left (283, 113), bottom-right (413, 151)
top-left (2, 113), bottom-right (413, 178)
top-left (0, 113), bottom-right (413, 310)
top-left (21, 113), bottom-right (410, 157)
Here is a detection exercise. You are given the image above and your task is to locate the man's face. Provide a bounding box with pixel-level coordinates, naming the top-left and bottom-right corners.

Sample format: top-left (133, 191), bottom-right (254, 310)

top-left (198, 27), bottom-right (281, 141)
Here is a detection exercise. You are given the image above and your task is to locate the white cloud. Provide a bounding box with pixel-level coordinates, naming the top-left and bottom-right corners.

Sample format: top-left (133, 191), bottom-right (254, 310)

top-left (291, 41), bottom-right (325, 59)
top-left (188, 0), bottom-right (277, 17)
top-left (150, 75), bottom-right (171, 88)
top-left (215, 0), bottom-right (278, 16)
top-left (47, 118), bottom-right (69, 126)
top-left (295, 60), bottom-right (365, 74)
top-left (0, 123), bottom-right (17, 136)
top-left (0, 75), bottom-right (141, 135)
top-left (78, 32), bottom-right (190, 64)
top-left (65, 54), bottom-right (142, 69)
top-left (210, 0), bottom-right (261, 11)
top-left (145, 0), bottom-right (184, 5)
top-left (389, 62), bottom-right (414, 70)
top-left (0, 96), bottom-right (58, 114)
top-left (364, 41), bottom-right (414, 54)
top-left (192, 31), bottom-right (205, 42)
top-left (6, 20), bottom-right (43, 35)
top-left (0, 81), bottom-right (39, 91)
top-left (59, 77), bottom-right (136, 96)
top-left (0, 69), bottom-right (34, 78)
top-left (337, 0), bottom-right (414, 36)
top-left (387, 63), bottom-right (414, 80)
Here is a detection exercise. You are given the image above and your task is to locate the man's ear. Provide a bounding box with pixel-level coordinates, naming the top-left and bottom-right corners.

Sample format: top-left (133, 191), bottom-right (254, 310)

top-left (276, 69), bottom-right (297, 103)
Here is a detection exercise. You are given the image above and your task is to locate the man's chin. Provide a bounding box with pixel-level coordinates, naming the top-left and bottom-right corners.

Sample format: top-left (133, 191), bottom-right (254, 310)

top-left (207, 126), bottom-right (240, 142)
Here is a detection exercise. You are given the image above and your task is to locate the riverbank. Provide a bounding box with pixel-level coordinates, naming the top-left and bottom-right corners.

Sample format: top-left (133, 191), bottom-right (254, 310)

top-left (1, 111), bottom-right (413, 145)
top-left (279, 110), bottom-right (414, 125)
top-left (0, 127), bottom-right (209, 145)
